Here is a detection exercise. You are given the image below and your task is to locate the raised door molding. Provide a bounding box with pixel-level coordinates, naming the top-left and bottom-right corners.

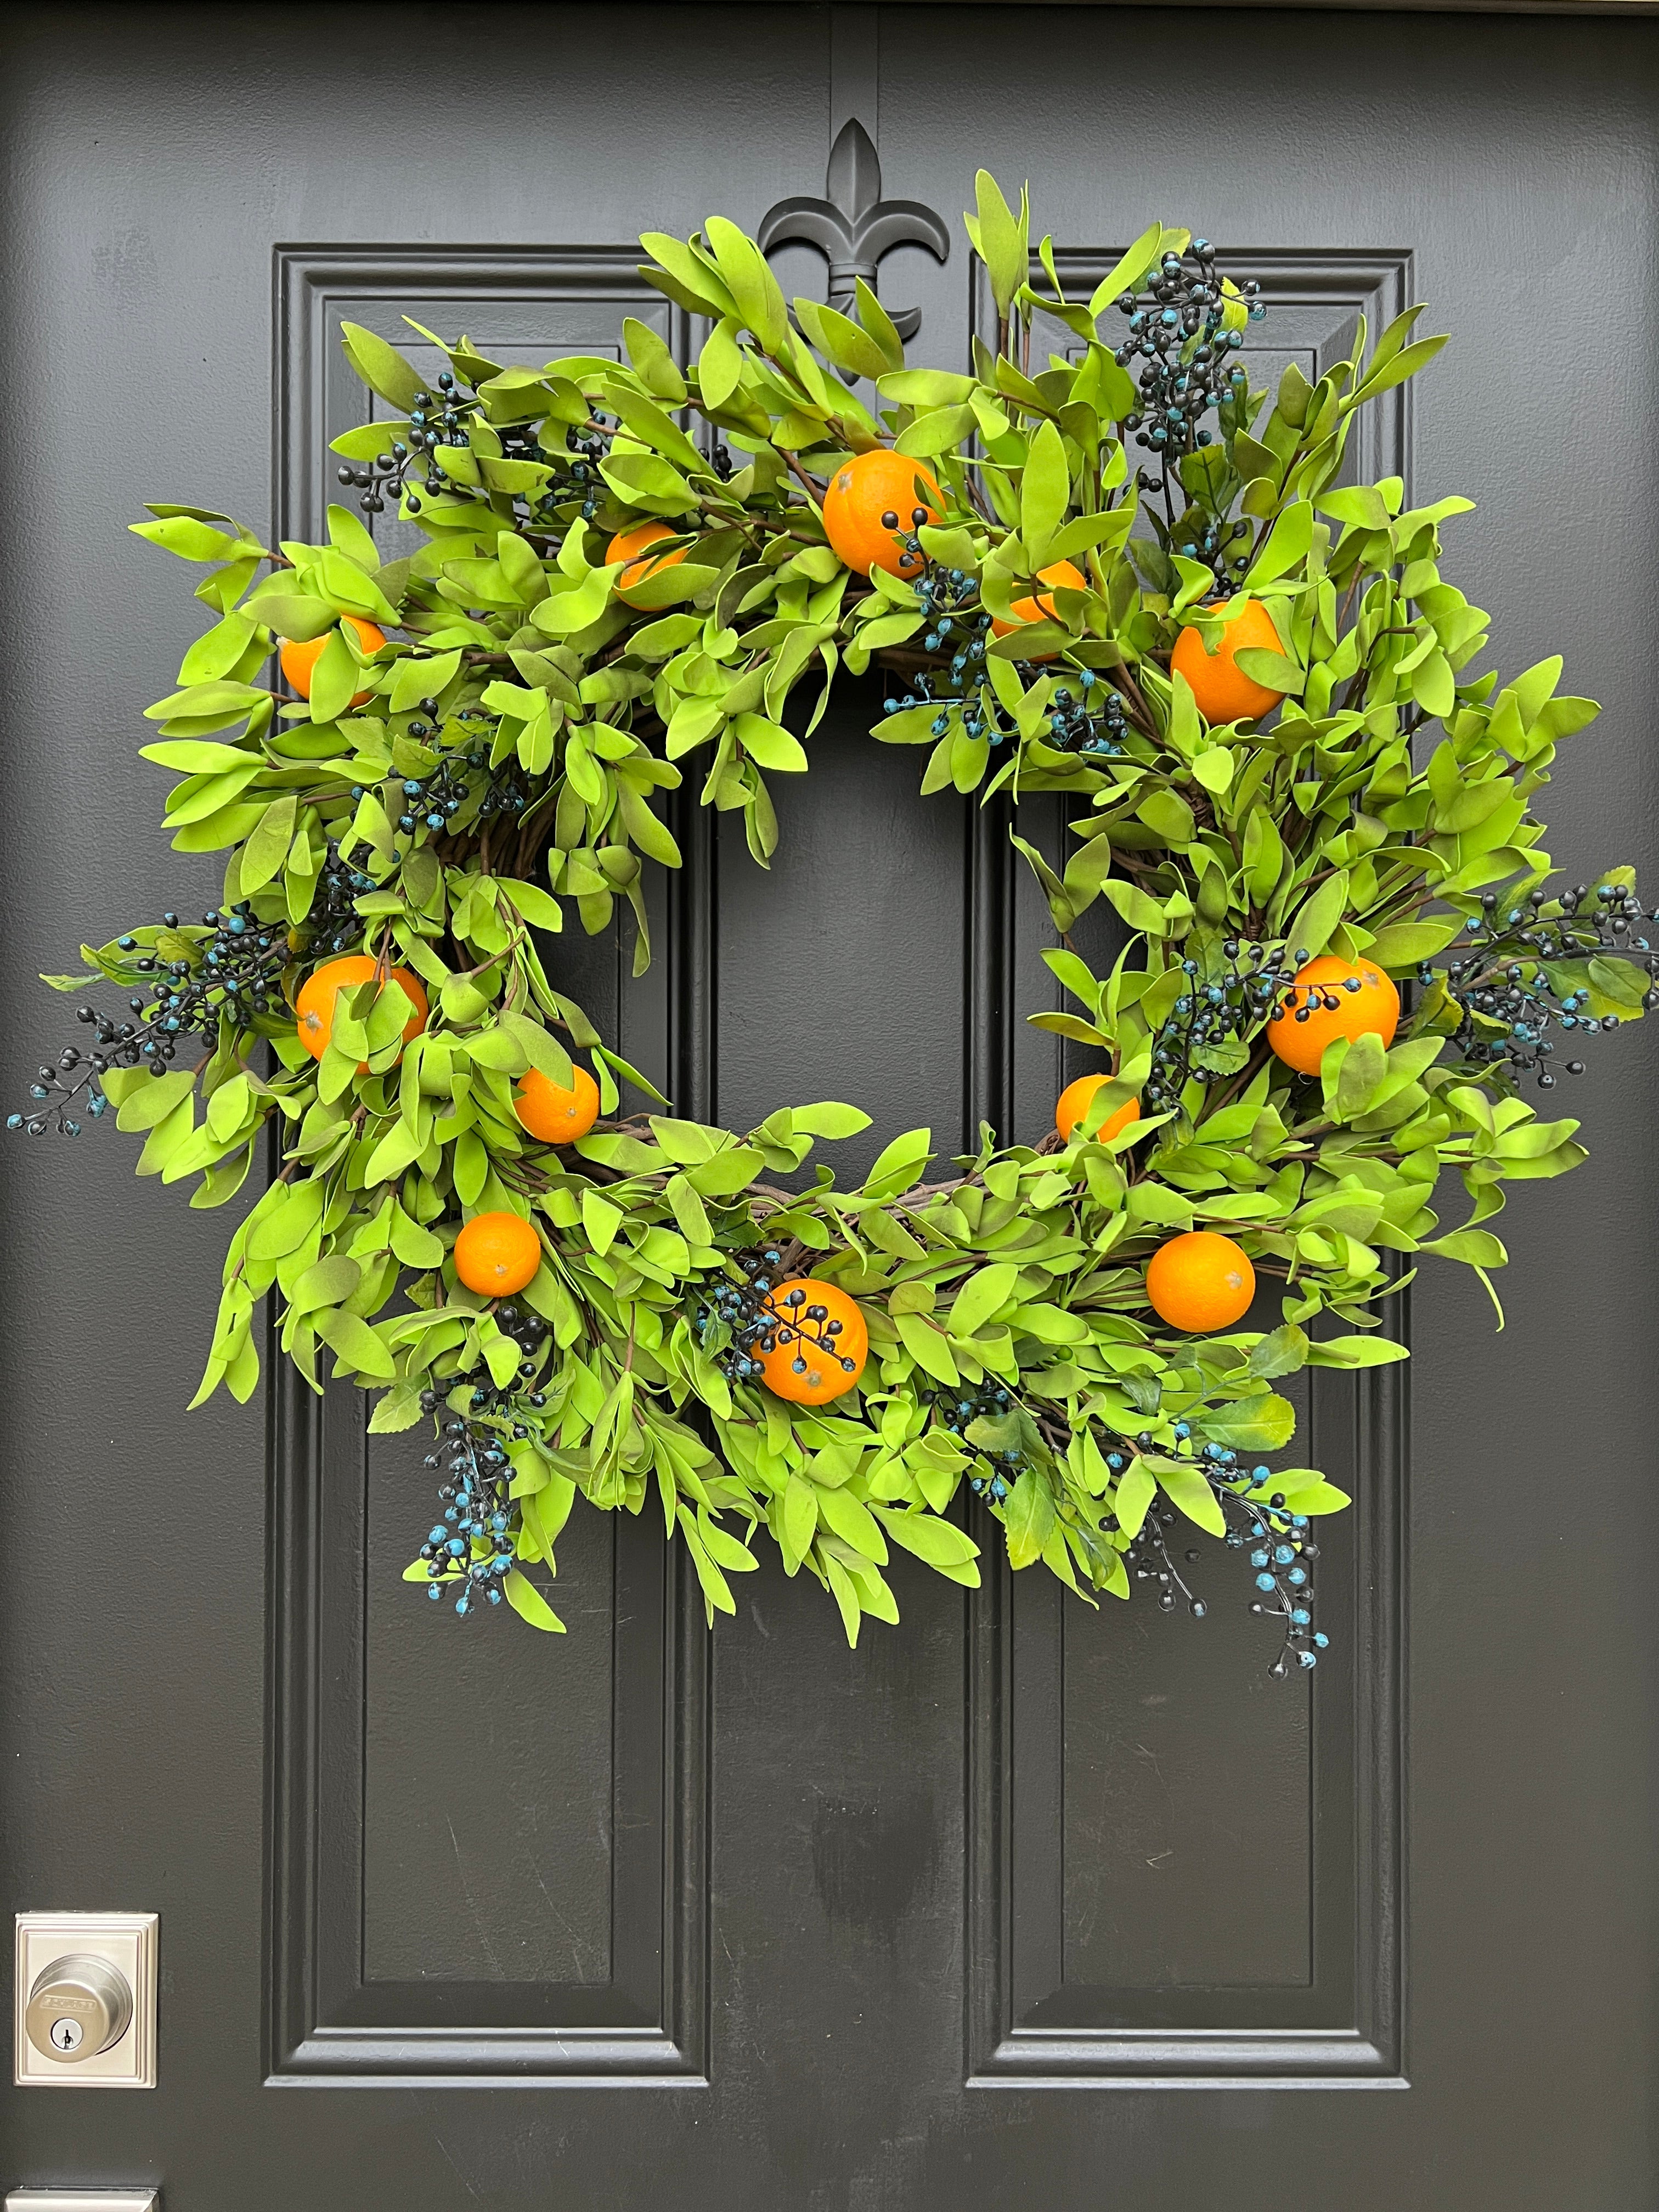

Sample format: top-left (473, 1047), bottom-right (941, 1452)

top-left (965, 248), bottom-right (1410, 2089)
top-left (266, 247), bottom-right (708, 2087)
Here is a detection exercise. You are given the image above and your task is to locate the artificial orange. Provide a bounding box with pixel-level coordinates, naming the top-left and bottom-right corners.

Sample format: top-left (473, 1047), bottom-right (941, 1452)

top-left (1056, 1076), bottom-right (1141, 1144)
top-left (756, 1277), bottom-right (868, 1404)
top-left (1146, 1230), bottom-right (1256, 1334)
top-left (606, 520), bottom-right (689, 605)
top-left (295, 953), bottom-right (428, 1064)
top-left (821, 449), bottom-right (943, 579)
top-left (1169, 597), bottom-right (1284, 724)
top-left (280, 614), bottom-right (385, 709)
top-left (454, 1211), bottom-right (543, 1298)
top-left (992, 560), bottom-right (1089, 657)
top-left (1267, 953), bottom-right (1401, 1077)
top-left (514, 1062), bottom-right (600, 1143)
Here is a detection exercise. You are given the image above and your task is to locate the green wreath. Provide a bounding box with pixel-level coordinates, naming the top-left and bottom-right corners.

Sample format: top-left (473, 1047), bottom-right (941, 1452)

top-left (19, 176), bottom-right (1651, 1673)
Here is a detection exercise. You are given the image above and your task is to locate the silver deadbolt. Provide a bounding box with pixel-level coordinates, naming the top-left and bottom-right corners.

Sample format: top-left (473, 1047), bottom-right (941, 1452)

top-left (25, 1953), bottom-right (133, 2063)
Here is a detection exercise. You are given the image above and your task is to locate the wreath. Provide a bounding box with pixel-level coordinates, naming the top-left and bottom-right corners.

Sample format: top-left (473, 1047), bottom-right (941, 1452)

top-left (19, 176), bottom-right (1652, 1676)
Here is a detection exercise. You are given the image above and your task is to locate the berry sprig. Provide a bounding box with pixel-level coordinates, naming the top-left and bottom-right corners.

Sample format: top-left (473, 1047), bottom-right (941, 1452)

top-left (1042, 676), bottom-right (1128, 758)
top-left (1105, 1432), bottom-right (1326, 1673)
top-left (8, 848), bottom-right (383, 1136)
top-left (696, 1246), bottom-right (787, 1384)
top-left (413, 1418), bottom-right (519, 1616)
top-left (9, 902), bottom-right (287, 1133)
top-left (531, 421), bottom-right (613, 528)
top-left (1119, 239), bottom-right (1256, 513)
top-left (933, 1381), bottom-right (1024, 1503)
top-left (1429, 880), bottom-right (1659, 1090)
top-left (336, 370), bottom-right (477, 516)
top-left (696, 1249), bottom-right (865, 1390)
top-left (1142, 940), bottom-right (1301, 1115)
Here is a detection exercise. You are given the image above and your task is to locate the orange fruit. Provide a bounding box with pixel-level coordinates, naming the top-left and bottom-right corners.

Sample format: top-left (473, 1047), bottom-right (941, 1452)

top-left (514, 1062), bottom-right (600, 1143)
top-left (992, 560), bottom-right (1089, 657)
top-left (454, 1210), bottom-right (543, 1298)
top-left (1146, 1230), bottom-right (1256, 1334)
top-left (295, 953), bottom-right (428, 1064)
top-left (1169, 597), bottom-right (1285, 724)
top-left (280, 614), bottom-right (385, 708)
top-left (1268, 953), bottom-right (1400, 1076)
top-left (821, 450), bottom-right (943, 579)
top-left (1056, 1076), bottom-right (1140, 1144)
top-left (607, 520), bottom-right (689, 605)
top-left (756, 1277), bottom-right (868, 1404)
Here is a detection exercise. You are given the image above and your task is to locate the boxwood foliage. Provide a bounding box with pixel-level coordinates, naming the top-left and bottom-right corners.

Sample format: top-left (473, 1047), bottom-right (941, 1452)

top-left (25, 177), bottom-right (1654, 1664)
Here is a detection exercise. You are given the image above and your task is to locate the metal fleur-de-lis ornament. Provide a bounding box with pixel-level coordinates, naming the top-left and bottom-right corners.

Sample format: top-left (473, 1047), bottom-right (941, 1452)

top-left (758, 119), bottom-right (949, 343)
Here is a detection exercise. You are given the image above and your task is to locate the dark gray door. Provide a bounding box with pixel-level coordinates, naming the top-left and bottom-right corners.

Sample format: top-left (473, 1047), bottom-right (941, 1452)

top-left (3, 5), bottom-right (1656, 2206)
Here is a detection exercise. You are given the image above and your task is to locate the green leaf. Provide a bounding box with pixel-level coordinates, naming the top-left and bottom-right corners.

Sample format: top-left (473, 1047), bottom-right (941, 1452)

top-left (1244, 1323), bottom-right (1310, 1380)
top-left (1267, 1477), bottom-right (1351, 1514)
top-left (1335, 1028), bottom-right (1388, 1119)
top-left (1245, 501), bottom-right (1313, 588)
top-left (114, 1068), bottom-right (196, 1132)
top-left (240, 792), bottom-right (297, 895)
top-left (853, 278), bottom-right (905, 374)
top-left (290, 1254), bottom-right (363, 1313)
top-left (1019, 419), bottom-right (1070, 562)
top-left (946, 1261), bottom-right (1019, 1339)
top-left (1152, 1459), bottom-right (1225, 1538)
top-left (504, 1567), bottom-right (566, 1632)
top-left (789, 1102), bottom-right (871, 1139)
top-left (581, 1189), bottom-right (624, 1255)
top-left (498, 877), bottom-right (565, 932)
top-left (1104, 1458), bottom-right (1150, 1539)
top-left (895, 1310), bottom-right (959, 1386)
top-left (1085, 223), bottom-right (1163, 319)
top-left (795, 296), bottom-right (890, 383)
top-left (1304, 1336), bottom-right (1410, 1369)
top-left (314, 1306), bottom-right (396, 1380)
top-left (1420, 1228), bottom-right (1508, 1268)
top-left (1199, 1392), bottom-right (1297, 1452)
top-left (684, 1145), bottom-right (764, 1197)
top-left (1001, 1469), bottom-right (1055, 1569)
top-left (816, 1486), bottom-right (888, 1564)
top-left (861, 1127), bottom-right (933, 1197)
top-left (970, 170), bottom-right (1028, 320)
top-left (340, 320), bottom-right (422, 410)
top-left (139, 738), bottom-right (259, 772)
top-left (1353, 332), bottom-right (1448, 401)
top-left (1233, 646), bottom-right (1305, 697)
top-left (734, 713), bottom-right (808, 771)
top-left (1366, 918), bottom-right (1463, 969)
top-left (1284, 868), bottom-right (1350, 963)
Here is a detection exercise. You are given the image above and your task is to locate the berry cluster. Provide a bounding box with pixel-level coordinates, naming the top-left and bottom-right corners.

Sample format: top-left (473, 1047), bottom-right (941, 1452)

top-left (447, 1302), bottom-right (551, 1418)
top-left (1432, 881), bottom-right (1659, 1090)
top-left (347, 721), bottom-right (529, 842)
top-left (766, 1284), bottom-right (860, 1383)
top-left (300, 848), bottom-right (383, 957)
top-left (535, 422), bottom-right (612, 527)
top-left (1114, 240), bottom-right (1260, 499)
top-left (336, 372), bottom-right (473, 516)
top-left (696, 1247), bottom-right (785, 1384)
top-left (1143, 940), bottom-right (1301, 1114)
top-left (932, 1381), bottom-right (1023, 1503)
top-left (9, 901), bottom-right (293, 1135)
top-left (1042, 673), bottom-right (1128, 758)
top-left (413, 1419), bottom-right (518, 1616)
top-left (693, 1251), bottom-right (860, 1389)
top-left (879, 554), bottom-right (1003, 737)
top-left (8, 849), bottom-right (386, 1137)
top-left (1105, 1432), bottom-right (1326, 1674)
top-left (11, 1013), bottom-right (125, 1136)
